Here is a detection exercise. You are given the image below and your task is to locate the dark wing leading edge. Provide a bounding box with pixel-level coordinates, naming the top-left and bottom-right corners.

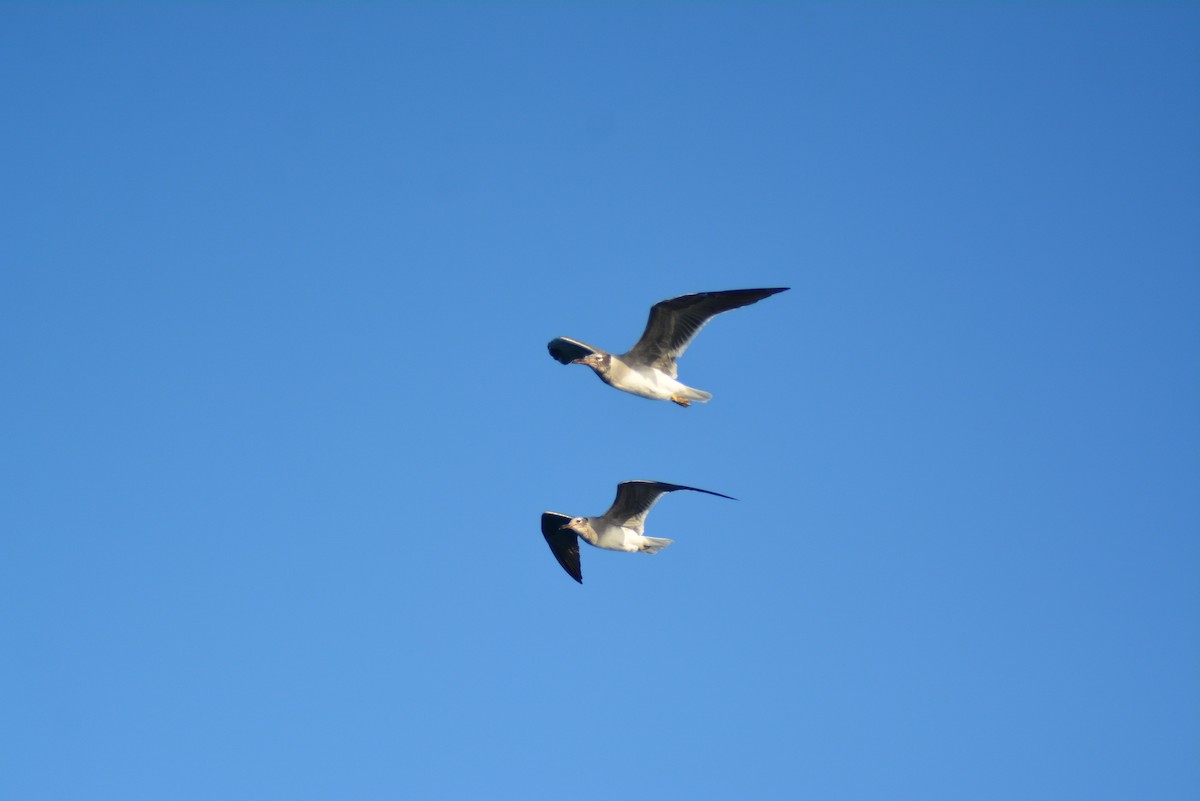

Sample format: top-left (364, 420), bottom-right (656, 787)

top-left (623, 288), bottom-right (789, 376)
top-left (541, 512), bottom-right (582, 584)
top-left (547, 337), bottom-right (601, 365)
top-left (602, 480), bottom-right (736, 529)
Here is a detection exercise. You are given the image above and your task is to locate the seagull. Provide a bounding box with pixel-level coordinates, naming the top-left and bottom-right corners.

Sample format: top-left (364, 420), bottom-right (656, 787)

top-left (541, 480), bottom-right (735, 584)
top-left (547, 287), bottom-right (788, 406)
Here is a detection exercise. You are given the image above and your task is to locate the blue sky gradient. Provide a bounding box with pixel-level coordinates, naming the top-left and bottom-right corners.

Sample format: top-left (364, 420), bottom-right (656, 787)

top-left (3, 4), bottom-right (1198, 800)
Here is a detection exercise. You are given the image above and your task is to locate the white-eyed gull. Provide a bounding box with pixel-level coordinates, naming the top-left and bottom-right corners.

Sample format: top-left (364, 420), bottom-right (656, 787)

top-left (547, 287), bottom-right (788, 406)
top-left (541, 480), bottom-right (735, 584)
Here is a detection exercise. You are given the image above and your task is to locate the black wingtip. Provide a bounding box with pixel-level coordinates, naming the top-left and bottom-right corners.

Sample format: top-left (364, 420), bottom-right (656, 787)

top-left (689, 486), bottom-right (737, 502)
top-left (541, 512), bottom-right (583, 584)
top-left (626, 479), bottom-right (737, 501)
top-left (547, 337), bottom-right (597, 365)
top-left (736, 287), bottom-right (789, 302)
top-left (653, 287), bottom-right (790, 313)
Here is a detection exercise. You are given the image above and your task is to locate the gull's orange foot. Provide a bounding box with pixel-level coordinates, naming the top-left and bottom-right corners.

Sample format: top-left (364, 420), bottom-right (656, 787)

top-left (670, 395), bottom-right (691, 407)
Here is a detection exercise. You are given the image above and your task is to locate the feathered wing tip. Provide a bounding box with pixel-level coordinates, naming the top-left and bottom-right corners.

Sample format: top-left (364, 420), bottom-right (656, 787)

top-left (625, 287), bottom-right (790, 370)
top-left (547, 337), bottom-right (600, 365)
top-left (541, 512), bottom-right (582, 584)
top-left (604, 480), bottom-right (736, 530)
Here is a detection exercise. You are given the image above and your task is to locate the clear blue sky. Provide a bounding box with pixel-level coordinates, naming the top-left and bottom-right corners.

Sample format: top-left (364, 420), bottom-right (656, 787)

top-left (3, 4), bottom-right (1198, 799)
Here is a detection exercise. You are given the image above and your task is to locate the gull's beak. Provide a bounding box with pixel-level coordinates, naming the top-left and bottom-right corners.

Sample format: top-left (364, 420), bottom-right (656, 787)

top-left (570, 357), bottom-right (587, 365)
top-left (559, 522), bottom-right (573, 530)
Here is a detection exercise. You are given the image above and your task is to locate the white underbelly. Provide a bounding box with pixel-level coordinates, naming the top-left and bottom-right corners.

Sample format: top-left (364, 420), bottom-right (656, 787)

top-left (592, 524), bottom-right (641, 552)
top-left (617, 367), bottom-right (685, 401)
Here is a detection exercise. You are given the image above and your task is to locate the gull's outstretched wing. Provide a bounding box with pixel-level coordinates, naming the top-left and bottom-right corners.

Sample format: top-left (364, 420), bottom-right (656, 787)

top-left (541, 512), bottom-right (582, 584)
top-left (623, 288), bottom-right (789, 376)
top-left (601, 480), bottom-right (735, 531)
top-left (547, 337), bottom-right (602, 365)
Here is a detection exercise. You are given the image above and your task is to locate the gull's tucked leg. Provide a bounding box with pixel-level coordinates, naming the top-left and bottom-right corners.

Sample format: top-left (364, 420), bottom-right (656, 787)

top-left (670, 395), bottom-right (691, 407)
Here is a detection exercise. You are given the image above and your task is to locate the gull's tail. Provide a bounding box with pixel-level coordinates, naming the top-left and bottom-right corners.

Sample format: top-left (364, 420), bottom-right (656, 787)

top-left (640, 537), bottom-right (673, 554)
top-left (683, 387), bottom-right (712, 403)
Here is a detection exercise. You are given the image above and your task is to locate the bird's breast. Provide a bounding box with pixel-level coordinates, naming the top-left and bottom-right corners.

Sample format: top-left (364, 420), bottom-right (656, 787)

top-left (608, 359), bottom-right (680, 400)
top-left (590, 522), bottom-right (641, 552)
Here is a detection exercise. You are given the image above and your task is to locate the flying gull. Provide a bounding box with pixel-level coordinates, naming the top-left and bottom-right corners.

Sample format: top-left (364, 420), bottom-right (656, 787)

top-left (547, 287), bottom-right (788, 406)
top-left (541, 480), bottom-right (735, 584)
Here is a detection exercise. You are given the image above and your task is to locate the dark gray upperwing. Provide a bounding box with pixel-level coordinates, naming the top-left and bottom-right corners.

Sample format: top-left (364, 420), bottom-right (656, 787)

top-left (624, 288), bottom-right (789, 375)
top-left (541, 512), bottom-right (582, 584)
top-left (604, 480), bottom-right (736, 528)
top-left (547, 337), bottom-right (601, 365)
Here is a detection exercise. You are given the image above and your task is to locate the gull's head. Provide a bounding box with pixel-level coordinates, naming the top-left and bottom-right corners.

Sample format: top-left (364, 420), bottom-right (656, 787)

top-left (571, 352), bottom-right (610, 375)
top-left (560, 517), bottom-right (587, 533)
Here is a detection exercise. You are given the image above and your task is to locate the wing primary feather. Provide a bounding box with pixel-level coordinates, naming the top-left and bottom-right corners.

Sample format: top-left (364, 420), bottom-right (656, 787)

top-left (541, 512), bottom-right (582, 583)
top-left (624, 287), bottom-right (788, 370)
top-left (547, 337), bottom-right (601, 365)
top-left (604, 480), bottom-right (736, 526)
